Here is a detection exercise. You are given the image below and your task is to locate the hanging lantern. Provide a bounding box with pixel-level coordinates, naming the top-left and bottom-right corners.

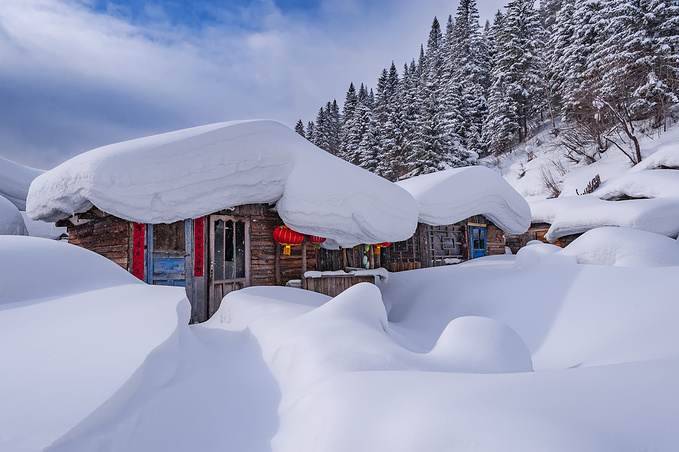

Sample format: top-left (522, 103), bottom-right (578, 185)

top-left (374, 242), bottom-right (392, 254)
top-left (309, 235), bottom-right (326, 249)
top-left (274, 225), bottom-right (304, 255)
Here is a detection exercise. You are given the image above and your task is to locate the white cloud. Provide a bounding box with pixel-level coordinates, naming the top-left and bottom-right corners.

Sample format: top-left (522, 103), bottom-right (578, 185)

top-left (0, 0), bottom-right (507, 168)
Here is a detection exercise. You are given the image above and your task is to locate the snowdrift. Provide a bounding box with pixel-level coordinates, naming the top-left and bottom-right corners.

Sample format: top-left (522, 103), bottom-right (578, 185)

top-left (0, 156), bottom-right (42, 210)
top-left (0, 195), bottom-right (28, 236)
top-left (26, 120), bottom-right (418, 247)
top-left (397, 166), bottom-right (531, 234)
top-left (0, 236), bottom-right (189, 452)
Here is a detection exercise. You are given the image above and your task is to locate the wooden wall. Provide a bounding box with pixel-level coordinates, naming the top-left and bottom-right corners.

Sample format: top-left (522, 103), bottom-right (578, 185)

top-left (486, 223), bottom-right (506, 255)
top-left (59, 213), bottom-right (131, 270)
top-left (213, 204), bottom-right (317, 288)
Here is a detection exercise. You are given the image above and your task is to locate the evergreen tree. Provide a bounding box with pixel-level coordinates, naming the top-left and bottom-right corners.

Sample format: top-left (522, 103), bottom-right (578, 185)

top-left (325, 100), bottom-right (341, 155)
top-left (294, 119), bottom-right (305, 137)
top-left (306, 121), bottom-right (314, 142)
top-left (339, 83), bottom-right (359, 162)
top-left (483, 0), bottom-right (546, 154)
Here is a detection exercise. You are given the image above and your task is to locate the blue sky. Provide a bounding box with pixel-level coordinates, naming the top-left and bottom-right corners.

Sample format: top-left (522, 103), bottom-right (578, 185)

top-left (0, 0), bottom-right (506, 168)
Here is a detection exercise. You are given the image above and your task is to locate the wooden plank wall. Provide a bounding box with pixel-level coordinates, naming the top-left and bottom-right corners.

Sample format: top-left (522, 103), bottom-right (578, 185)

top-left (304, 275), bottom-right (376, 298)
top-left (213, 204), bottom-right (317, 287)
top-left (486, 223), bottom-right (506, 255)
top-left (64, 215), bottom-right (131, 270)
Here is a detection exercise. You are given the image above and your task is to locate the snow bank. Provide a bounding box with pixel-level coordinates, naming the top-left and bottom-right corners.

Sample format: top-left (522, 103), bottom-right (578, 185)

top-left (559, 227), bottom-right (679, 267)
top-left (26, 120), bottom-right (418, 247)
top-left (396, 166), bottom-right (531, 234)
top-left (0, 236), bottom-right (189, 452)
top-left (0, 156), bottom-right (42, 210)
top-left (531, 192), bottom-right (679, 241)
top-left (0, 236), bottom-right (139, 304)
top-left (595, 169), bottom-right (679, 200)
top-left (0, 195), bottom-right (28, 235)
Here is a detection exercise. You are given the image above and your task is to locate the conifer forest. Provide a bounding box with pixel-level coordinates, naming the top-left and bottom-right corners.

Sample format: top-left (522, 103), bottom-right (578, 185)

top-left (296, 0), bottom-right (679, 180)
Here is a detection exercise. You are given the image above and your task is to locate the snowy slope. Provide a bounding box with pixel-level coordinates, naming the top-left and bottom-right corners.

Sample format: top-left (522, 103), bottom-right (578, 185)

top-left (0, 156), bottom-right (42, 210)
top-left (26, 120), bottom-right (418, 247)
top-left (493, 119), bottom-right (679, 240)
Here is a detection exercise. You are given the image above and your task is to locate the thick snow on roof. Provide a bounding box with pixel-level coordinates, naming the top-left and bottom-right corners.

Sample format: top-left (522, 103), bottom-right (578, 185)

top-left (27, 120), bottom-right (418, 247)
top-left (532, 169), bottom-right (679, 241)
top-left (0, 195), bottom-right (28, 236)
top-left (396, 166), bottom-right (531, 234)
top-left (0, 157), bottom-right (43, 210)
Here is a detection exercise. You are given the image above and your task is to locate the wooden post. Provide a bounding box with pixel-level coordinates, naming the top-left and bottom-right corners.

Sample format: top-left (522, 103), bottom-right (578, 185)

top-left (275, 242), bottom-right (281, 286)
top-left (301, 239), bottom-right (307, 289)
top-left (369, 245), bottom-right (375, 269)
top-left (340, 247), bottom-right (347, 271)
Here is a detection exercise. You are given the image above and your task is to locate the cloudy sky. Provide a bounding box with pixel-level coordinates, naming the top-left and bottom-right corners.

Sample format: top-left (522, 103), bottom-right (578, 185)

top-left (0, 0), bottom-right (507, 169)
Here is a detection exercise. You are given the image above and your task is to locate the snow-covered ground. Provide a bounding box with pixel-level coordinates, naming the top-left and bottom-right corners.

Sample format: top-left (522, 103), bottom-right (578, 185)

top-left (2, 118), bottom-right (678, 451)
top-left (2, 228), bottom-right (679, 451)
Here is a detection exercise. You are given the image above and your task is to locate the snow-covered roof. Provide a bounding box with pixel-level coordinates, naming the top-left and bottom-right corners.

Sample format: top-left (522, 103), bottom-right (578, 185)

top-left (26, 120), bottom-right (418, 247)
top-left (531, 168), bottom-right (679, 241)
top-left (0, 195), bottom-right (28, 236)
top-left (396, 167), bottom-right (532, 234)
top-left (0, 157), bottom-right (43, 211)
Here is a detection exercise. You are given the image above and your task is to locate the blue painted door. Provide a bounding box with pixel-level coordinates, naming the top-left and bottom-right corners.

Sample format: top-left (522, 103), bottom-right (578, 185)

top-left (147, 221), bottom-right (191, 287)
top-left (470, 226), bottom-right (486, 259)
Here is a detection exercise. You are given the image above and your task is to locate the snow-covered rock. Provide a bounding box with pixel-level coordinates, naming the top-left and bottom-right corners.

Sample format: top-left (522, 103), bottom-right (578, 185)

top-left (397, 166), bottom-right (531, 234)
top-left (0, 195), bottom-right (28, 236)
top-left (27, 120), bottom-right (418, 247)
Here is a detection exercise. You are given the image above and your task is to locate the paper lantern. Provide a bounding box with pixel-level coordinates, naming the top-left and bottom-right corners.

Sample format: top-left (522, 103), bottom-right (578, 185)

top-left (308, 235), bottom-right (326, 250)
top-left (374, 242), bottom-right (392, 254)
top-left (274, 226), bottom-right (304, 255)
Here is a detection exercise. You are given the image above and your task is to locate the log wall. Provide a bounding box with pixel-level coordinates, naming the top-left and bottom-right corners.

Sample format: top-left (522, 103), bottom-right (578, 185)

top-left (304, 275), bottom-right (376, 298)
top-left (62, 214), bottom-right (131, 270)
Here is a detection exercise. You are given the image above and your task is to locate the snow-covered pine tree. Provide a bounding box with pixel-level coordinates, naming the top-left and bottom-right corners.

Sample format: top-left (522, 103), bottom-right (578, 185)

top-left (339, 83), bottom-right (359, 162)
top-left (450, 0), bottom-right (488, 159)
top-left (483, 0), bottom-right (546, 155)
top-left (325, 100), bottom-right (341, 156)
top-left (306, 121), bottom-right (314, 142)
top-left (312, 106), bottom-right (329, 151)
top-left (407, 17), bottom-right (452, 177)
top-left (588, 0), bottom-right (679, 163)
top-left (294, 119), bottom-right (305, 137)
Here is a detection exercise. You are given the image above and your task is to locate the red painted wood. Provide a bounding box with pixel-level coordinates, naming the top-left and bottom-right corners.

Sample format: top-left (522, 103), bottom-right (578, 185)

top-left (194, 217), bottom-right (204, 277)
top-left (132, 223), bottom-right (145, 280)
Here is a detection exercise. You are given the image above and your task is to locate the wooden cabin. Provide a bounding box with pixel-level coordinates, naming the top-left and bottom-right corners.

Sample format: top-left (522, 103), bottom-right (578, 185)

top-left (504, 222), bottom-right (580, 253)
top-left (58, 204), bottom-right (335, 323)
top-left (380, 215), bottom-right (507, 271)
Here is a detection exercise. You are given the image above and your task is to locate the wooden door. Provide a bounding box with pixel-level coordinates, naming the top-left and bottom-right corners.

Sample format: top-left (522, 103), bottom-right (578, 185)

top-left (470, 226), bottom-right (487, 259)
top-left (209, 215), bottom-right (251, 316)
top-left (147, 220), bottom-right (190, 287)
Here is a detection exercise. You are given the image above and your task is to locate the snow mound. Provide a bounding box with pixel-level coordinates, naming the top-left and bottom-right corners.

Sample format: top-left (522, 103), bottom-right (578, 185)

top-left (0, 157), bottom-right (43, 210)
top-left (429, 316), bottom-right (533, 373)
top-left (531, 194), bottom-right (679, 242)
top-left (629, 141), bottom-right (679, 172)
top-left (558, 227), bottom-right (679, 267)
top-left (396, 166), bottom-right (531, 234)
top-left (0, 235), bottom-right (189, 451)
top-left (0, 235), bottom-right (141, 304)
top-left (514, 240), bottom-right (563, 269)
top-left (27, 120), bottom-right (418, 247)
top-left (0, 195), bottom-right (28, 236)
top-left (595, 170), bottom-right (679, 200)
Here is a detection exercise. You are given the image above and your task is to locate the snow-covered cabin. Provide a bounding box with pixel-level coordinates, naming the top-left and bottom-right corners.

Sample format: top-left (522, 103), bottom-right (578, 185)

top-left (385, 167), bottom-right (532, 269)
top-left (27, 120), bottom-right (419, 322)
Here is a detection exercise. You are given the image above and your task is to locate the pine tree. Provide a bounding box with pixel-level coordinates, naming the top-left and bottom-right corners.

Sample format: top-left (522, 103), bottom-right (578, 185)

top-left (483, 0), bottom-right (546, 154)
top-left (339, 83), bottom-right (359, 162)
top-left (294, 119), bottom-right (305, 137)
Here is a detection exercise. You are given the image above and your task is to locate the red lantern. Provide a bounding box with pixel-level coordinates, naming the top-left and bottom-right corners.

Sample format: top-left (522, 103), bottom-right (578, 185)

top-left (374, 242), bottom-right (392, 254)
top-left (274, 225), bottom-right (304, 255)
top-left (309, 235), bottom-right (326, 249)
